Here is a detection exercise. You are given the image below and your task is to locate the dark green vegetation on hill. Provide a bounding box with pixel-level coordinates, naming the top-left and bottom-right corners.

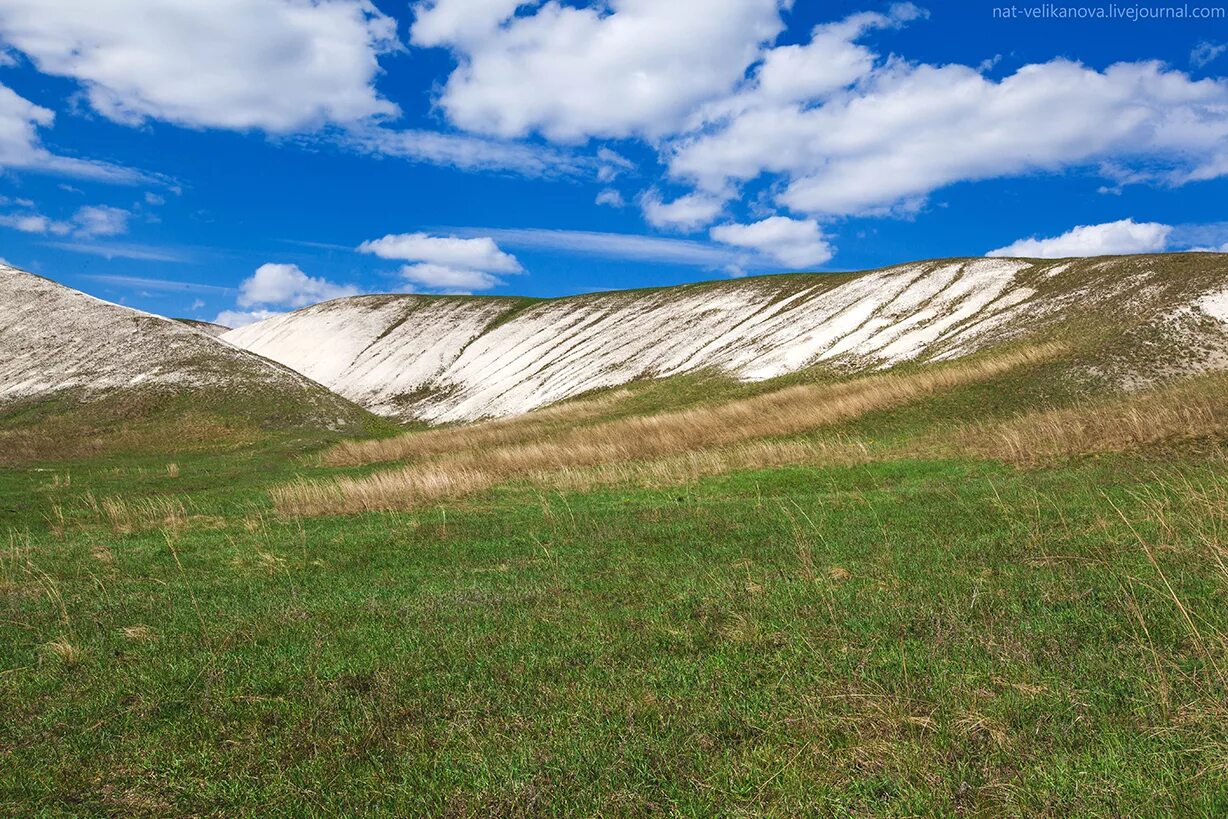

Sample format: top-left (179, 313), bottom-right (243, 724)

top-left (0, 384), bottom-right (397, 466)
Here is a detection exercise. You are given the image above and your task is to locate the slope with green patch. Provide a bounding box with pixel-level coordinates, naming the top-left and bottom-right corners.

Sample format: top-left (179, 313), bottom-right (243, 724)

top-left (0, 264), bottom-right (389, 463)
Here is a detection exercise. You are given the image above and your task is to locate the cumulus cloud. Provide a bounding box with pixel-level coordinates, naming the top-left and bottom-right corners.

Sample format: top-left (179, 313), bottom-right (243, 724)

top-left (663, 11), bottom-right (1228, 218)
top-left (404, 1), bottom-right (1228, 229)
top-left (359, 232), bottom-right (522, 271)
top-left (0, 0), bottom-right (400, 133)
top-left (0, 202), bottom-right (132, 237)
top-left (641, 190), bottom-right (727, 232)
top-left (411, 0), bottom-right (787, 141)
top-left (0, 82), bottom-right (143, 181)
top-left (696, 2), bottom-right (922, 122)
top-left (595, 188), bottom-right (625, 208)
top-left (986, 219), bottom-right (1173, 258)
top-left (237, 263), bottom-right (362, 308)
top-left (72, 205), bottom-right (129, 237)
top-left (410, 0), bottom-right (528, 47)
top-left (710, 216), bottom-right (834, 268)
top-left (0, 212), bottom-right (70, 234)
top-left (399, 263), bottom-right (504, 291)
top-left (359, 231), bottom-right (524, 292)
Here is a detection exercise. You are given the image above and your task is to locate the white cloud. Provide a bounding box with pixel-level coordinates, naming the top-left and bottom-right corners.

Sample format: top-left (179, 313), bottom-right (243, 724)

top-left (596, 146), bottom-right (634, 182)
top-left (641, 190), bottom-right (727, 232)
top-left (0, 212), bottom-right (70, 234)
top-left (413, 0), bottom-right (787, 141)
top-left (595, 188), bottom-right (625, 208)
top-left (664, 11), bottom-right (1228, 218)
top-left (710, 216), bottom-right (834, 268)
top-left (358, 232), bottom-right (523, 273)
top-left (410, 0), bottom-right (528, 47)
top-left (215, 308), bottom-right (283, 328)
top-left (986, 219), bottom-right (1173, 258)
top-left (1192, 41), bottom-right (1227, 68)
top-left (448, 225), bottom-right (752, 268)
top-left (360, 232), bottom-right (524, 293)
top-left (47, 241), bottom-right (190, 262)
top-left (0, 81), bottom-right (143, 181)
top-left (345, 126), bottom-right (591, 177)
top-left (81, 273), bottom-right (231, 293)
top-left (399, 263), bottom-right (503, 292)
top-left (0, 0), bottom-right (400, 133)
top-left (0, 202), bottom-right (131, 237)
top-left (702, 3), bottom-right (922, 119)
top-left (237, 263), bottom-right (361, 308)
top-left (72, 205), bottom-right (129, 237)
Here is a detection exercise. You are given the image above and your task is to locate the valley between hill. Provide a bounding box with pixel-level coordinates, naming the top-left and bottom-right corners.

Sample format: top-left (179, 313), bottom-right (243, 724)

top-left (3, 254), bottom-right (1228, 814)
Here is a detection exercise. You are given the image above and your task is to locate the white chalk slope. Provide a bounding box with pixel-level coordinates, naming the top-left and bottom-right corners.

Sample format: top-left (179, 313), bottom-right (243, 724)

top-left (222, 255), bottom-right (1228, 423)
top-left (0, 264), bottom-right (362, 424)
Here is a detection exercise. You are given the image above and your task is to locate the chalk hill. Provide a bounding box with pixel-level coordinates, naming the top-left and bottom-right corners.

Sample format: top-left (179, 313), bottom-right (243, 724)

top-left (0, 263), bottom-right (373, 435)
top-left (223, 254), bottom-right (1228, 423)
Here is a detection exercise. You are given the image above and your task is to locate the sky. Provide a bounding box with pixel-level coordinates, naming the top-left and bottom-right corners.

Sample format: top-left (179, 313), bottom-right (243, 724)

top-left (0, 0), bottom-right (1225, 326)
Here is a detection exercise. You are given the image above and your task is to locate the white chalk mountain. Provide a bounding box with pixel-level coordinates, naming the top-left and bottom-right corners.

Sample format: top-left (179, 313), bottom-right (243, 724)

top-left (0, 264), bottom-right (371, 430)
top-left (224, 254), bottom-right (1228, 424)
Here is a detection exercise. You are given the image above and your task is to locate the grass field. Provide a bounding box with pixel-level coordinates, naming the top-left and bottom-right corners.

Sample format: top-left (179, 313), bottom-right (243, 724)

top-left (3, 354), bottom-right (1228, 815)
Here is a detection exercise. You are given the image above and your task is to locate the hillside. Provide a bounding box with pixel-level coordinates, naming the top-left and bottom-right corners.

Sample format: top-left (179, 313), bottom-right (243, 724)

top-left (6, 255), bottom-right (1228, 814)
top-left (0, 264), bottom-right (381, 462)
top-left (172, 318), bottom-right (231, 337)
top-left (7, 302), bottom-right (1228, 813)
top-left (224, 254), bottom-right (1228, 423)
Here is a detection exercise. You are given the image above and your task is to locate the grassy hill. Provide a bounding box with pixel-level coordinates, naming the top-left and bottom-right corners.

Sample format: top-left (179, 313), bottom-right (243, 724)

top-left (3, 255), bottom-right (1228, 814)
top-left (0, 264), bottom-right (395, 464)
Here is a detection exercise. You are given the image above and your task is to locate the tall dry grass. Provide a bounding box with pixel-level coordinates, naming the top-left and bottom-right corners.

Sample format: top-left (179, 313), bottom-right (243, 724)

top-left (59, 492), bottom-right (193, 534)
top-left (956, 373), bottom-right (1228, 464)
top-left (323, 388), bottom-right (637, 467)
top-left (273, 344), bottom-right (1063, 516)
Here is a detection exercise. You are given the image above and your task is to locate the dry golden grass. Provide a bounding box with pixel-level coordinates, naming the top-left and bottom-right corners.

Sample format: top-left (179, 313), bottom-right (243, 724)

top-left (274, 464), bottom-right (499, 517)
top-left (273, 344), bottom-right (1063, 516)
top-left (42, 635), bottom-right (82, 665)
top-left (955, 372), bottom-right (1228, 464)
top-left (89, 494), bottom-right (190, 534)
top-left (323, 388), bottom-right (637, 467)
top-left (121, 625), bottom-right (157, 642)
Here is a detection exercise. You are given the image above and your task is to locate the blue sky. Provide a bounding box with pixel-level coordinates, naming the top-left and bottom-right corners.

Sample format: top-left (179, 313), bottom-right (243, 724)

top-left (0, 0), bottom-right (1225, 325)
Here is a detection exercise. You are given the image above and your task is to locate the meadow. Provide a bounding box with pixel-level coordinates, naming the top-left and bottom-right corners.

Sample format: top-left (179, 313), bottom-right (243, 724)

top-left (3, 346), bottom-right (1228, 815)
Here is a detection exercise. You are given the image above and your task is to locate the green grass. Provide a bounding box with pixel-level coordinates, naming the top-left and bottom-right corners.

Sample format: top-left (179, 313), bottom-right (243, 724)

top-left (3, 438), bottom-right (1228, 814)
top-left (3, 335), bottom-right (1228, 814)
